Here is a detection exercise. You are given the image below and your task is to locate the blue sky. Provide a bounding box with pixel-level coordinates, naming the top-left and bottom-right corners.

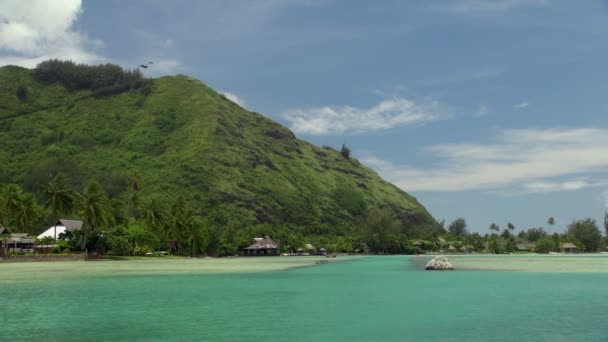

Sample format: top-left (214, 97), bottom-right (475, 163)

top-left (2, 0), bottom-right (608, 233)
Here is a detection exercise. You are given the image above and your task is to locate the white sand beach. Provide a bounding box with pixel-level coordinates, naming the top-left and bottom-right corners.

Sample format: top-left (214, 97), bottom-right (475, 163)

top-left (0, 256), bottom-right (360, 282)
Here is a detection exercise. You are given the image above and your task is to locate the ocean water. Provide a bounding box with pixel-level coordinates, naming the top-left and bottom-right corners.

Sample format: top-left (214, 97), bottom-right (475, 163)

top-left (2, 256), bottom-right (608, 341)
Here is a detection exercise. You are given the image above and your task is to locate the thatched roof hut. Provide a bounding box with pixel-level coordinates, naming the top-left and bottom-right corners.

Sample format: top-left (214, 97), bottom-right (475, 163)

top-left (561, 243), bottom-right (577, 253)
top-left (243, 236), bottom-right (279, 256)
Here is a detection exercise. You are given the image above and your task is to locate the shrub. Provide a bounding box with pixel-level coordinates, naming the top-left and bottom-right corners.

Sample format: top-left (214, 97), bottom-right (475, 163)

top-left (340, 144), bottom-right (351, 159)
top-left (16, 85), bottom-right (28, 101)
top-left (33, 59), bottom-right (152, 97)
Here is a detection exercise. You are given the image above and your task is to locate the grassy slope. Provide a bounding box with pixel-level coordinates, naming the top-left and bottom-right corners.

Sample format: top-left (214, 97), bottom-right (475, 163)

top-left (0, 66), bottom-right (440, 237)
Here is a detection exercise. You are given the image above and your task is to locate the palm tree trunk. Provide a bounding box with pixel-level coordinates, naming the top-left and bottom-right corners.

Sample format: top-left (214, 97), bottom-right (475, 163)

top-left (80, 225), bottom-right (89, 251)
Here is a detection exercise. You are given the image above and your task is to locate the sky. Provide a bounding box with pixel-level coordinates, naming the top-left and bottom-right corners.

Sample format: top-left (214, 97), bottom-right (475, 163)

top-left (2, 0), bottom-right (608, 233)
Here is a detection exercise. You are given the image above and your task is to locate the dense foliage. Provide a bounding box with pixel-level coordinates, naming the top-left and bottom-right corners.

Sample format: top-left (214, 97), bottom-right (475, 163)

top-left (0, 62), bottom-right (443, 255)
top-left (33, 59), bottom-right (152, 97)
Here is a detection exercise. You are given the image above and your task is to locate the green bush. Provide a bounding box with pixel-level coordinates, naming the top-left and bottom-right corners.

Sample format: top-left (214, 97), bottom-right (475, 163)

top-left (16, 85), bottom-right (28, 101)
top-left (33, 59), bottom-right (152, 97)
top-left (534, 237), bottom-right (556, 254)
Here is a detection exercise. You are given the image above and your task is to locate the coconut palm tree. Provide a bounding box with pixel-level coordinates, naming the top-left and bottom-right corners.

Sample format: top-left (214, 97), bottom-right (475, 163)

top-left (0, 184), bottom-right (23, 224)
top-left (127, 173), bottom-right (143, 218)
top-left (76, 182), bottom-right (112, 250)
top-left (489, 223), bottom-right (500, 233)
top-left (13, 193), bottom-right (42, 235)
top-left (507, 222), bottom-right (515, 231)
top-left (547, 217), bottom-right (556, 234)
top-left (43, 179), bottom-right (74, 240)
top-left (185, 217), bottom-right (209, 257)
top-left (163, 196), bottom-right (192, 255)
top-left (141, 198), bottom-right (165, 251)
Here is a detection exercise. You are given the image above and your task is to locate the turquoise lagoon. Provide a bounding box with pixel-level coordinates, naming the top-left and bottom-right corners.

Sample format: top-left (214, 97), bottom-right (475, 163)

top-left (2, 256), bottom-right (608, 341)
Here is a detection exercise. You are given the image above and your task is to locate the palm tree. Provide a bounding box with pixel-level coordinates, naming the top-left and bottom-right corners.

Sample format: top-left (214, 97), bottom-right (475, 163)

top-left (507, 222), bottom-right (515, 231)
top-left (1, 184), bottom-right (23, 225)
top-left (163, 196), bottom-right (192, 255)
top-left (547, 217), bottom-right (556, 234)
top-left (14, 194), bottom-right (41, 235)
top-left (489, 223), bottom-right (500, 233)
top-left (127, 173), bottom-right (143, 218)
top-left (141, 198), bottom-right (165, 251)
top-left (44, 179), bottom-right (74, 240)
top-left (185, 217), bottom-right (209, 257)
top-left (76, 182), bottom-right (112, 250)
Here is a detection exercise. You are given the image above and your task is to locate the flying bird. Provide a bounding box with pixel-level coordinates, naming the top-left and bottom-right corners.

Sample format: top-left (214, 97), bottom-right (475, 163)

top-left (139, 61), bottom-right (154, 69)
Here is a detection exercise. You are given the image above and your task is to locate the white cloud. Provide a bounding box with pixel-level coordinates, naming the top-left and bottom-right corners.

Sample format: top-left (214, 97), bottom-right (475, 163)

top-left (475, 104), bottom-right (490, 117)
top-left (513, 101), bottom-right (529, 109)
top-left (282, 98), bottom-right (449, 135)
top-left (522, 179), bottom-right (603, 193)
top-left (361, 127), bottom-right (608, 193)
top-left (431, 0), bottom-right (548, 13)
top-left (0, 0), bottom-right (102, 67)
top-left (220, 91), bottom-right (245, 107)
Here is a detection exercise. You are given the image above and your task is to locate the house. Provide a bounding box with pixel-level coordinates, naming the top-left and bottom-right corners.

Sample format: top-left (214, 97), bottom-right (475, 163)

top-left (318, 247), bottom-right (327, 256)
top-left (561, 243), bottom-right (577, 253)
top-left (516, 239), bottom-right (536, 251)
top-left (37, 219), bottom-right (83, 240)
top-left (242, 236), bottom-right (279, 256)
top-left (305, 243), bottom-right (316, 254)
top-left (6, 233), bottom-right (36, 253)
top-left (0, 227), bottom-right (9, 257)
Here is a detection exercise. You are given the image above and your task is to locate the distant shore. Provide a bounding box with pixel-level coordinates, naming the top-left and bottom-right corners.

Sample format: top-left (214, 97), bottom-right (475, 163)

top-left (0, 255), bottom-right (362, 282)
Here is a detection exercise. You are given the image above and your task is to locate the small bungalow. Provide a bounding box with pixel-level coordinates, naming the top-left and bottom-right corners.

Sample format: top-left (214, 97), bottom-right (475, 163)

top-left (38, 219), bottom-right (83, 240)
top-left (318, 247), bottom-right (327, 256)
top-left (6, 233), bottom-right (36, 253)
top-left (242, 236), bottom-right (279, 256)
top-left (561, 243), bottom-right (577, 254)
top-left (305, 243), bottom-right (316, 254)
top-left (516, 240), bottom-right (536, 251)
top-left (0, 227), bottom-right (9, 256)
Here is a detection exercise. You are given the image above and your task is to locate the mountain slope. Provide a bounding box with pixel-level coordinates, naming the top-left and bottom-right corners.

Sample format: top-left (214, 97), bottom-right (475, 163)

top-left (0, 64), bottom-right (441, 238)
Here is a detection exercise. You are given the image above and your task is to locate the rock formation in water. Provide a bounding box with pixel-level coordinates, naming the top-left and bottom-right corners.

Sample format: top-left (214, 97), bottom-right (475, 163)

top-left (425, 256), bottom-right (454, 270)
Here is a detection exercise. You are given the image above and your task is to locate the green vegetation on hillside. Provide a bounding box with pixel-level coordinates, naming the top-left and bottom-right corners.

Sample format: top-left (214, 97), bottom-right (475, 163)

top-left (0, 61), bottom-right (442, 255)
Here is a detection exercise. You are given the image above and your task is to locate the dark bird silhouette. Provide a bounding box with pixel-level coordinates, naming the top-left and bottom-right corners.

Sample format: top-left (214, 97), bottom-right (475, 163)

top-left (139, 64), bottom-right (149, 68)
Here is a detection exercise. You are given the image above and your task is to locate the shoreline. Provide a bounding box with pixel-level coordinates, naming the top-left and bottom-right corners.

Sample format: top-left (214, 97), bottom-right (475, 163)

top-left (0, 255), bottom-right (363, 283)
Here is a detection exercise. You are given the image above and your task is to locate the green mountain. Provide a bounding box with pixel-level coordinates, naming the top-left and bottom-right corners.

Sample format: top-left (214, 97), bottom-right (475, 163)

top-left (0, 63), bottom-right (441, 240)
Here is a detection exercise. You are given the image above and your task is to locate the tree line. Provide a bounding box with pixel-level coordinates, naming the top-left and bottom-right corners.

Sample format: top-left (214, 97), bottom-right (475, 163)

top-left (32, 59), bottom-right (152, 98)
top-left (443, 216), bottom-right (607, 253)
top-left (0, 179), bottom-right (428, 257)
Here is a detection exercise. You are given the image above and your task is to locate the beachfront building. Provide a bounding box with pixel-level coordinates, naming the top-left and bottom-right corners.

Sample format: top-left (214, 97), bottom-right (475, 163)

top-left (5, 233), bottom-right (36, 253)
top-left (561, 243), bottom-right (577, 254)
top-left (305, 243), bottom-right (316, 254)
top-left (516, 239), bottom-right (536, 251)
top-left (242, 236), bottom-right (279, 256)
top-left (37, 219), bottom-right (83, 240)
top-left (0, 227), bottom-right (9, 257)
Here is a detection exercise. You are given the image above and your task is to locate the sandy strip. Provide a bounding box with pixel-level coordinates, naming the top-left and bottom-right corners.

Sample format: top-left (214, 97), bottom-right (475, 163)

top-left (412, 254), bottom-right (608, 273)
top-left (0, 256), bottom-right (361, 282)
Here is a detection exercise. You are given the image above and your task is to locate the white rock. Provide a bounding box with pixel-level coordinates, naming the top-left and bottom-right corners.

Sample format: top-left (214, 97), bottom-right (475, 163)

top-left (425, 256), bottom-right (454, 270)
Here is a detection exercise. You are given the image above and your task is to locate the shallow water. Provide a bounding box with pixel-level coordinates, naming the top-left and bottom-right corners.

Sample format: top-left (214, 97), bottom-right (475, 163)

top-left (1, 256), bottom-right (607, 341)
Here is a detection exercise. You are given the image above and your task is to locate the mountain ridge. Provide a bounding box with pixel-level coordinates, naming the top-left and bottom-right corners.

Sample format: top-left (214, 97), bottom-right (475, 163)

top-left (0, 63), bottom-right (442, 242)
